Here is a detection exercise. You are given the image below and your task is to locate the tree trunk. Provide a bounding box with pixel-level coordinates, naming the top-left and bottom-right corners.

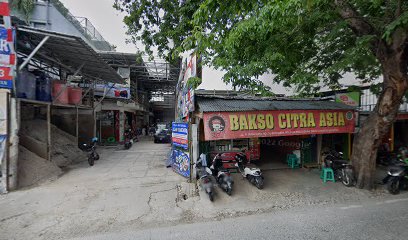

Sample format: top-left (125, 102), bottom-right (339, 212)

top-left (351, 53), bottom-right (408, 190)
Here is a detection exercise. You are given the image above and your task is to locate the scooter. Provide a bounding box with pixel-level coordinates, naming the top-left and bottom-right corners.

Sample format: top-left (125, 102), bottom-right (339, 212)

top-left (124, 129), bottom-right (134, 150)
top-left (196, 158), bottom-right (215, 201)
top-left (82, 137), bottom-right (99, 166)
top-left (323, 150), bottom-right (355, 187)
top-left (234, 152), bottom-right (264, 189)
top-left (210, 154), bottom-right (234, 195)
top-left (382, 158), bottom-right (408, 195)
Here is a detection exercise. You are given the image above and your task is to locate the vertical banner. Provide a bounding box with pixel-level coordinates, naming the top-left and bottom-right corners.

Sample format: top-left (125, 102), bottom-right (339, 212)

top-left (172, 122), bottom-right (188, 149)
top-left (171, 149), bottom-right (190, 178)
top-left (171, 122), bottom-right (190, 178)
top-left (1, 1), bottom-right (15, 90)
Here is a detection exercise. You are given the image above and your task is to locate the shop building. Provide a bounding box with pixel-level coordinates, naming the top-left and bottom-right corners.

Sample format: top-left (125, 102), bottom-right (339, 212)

top-left (193, 94), bottom-right (356, 171)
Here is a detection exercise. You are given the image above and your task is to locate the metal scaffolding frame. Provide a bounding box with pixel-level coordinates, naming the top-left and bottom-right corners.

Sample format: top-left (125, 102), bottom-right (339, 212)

top-left (98, 52), bottom-right (179, 93)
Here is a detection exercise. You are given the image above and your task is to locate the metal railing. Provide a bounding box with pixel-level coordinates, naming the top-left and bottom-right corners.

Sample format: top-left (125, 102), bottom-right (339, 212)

top-left (75, 16), bottom-right (107, 42)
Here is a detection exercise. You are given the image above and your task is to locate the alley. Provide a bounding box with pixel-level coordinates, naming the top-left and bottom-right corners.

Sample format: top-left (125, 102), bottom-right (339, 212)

top-left (0, 140), bottom-right (185, 240)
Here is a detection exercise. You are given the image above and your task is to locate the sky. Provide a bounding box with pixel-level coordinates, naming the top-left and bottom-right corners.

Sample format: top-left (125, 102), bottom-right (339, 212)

top-left (59, 0), bottom-right (369, 95)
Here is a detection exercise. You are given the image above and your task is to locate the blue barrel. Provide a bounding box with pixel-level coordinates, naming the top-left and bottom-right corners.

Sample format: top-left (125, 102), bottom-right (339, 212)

top-left (36, 75), bottom-right (52, 102)
top-left (16, 69), bottom-right (36, 100)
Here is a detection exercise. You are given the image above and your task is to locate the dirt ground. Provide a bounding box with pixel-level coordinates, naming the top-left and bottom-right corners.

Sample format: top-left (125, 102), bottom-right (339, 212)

top-left (0, 139), bottom-right (406, 240)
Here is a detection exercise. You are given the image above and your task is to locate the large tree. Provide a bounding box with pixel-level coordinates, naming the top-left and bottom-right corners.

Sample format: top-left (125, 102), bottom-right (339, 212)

top-left (115, 0), bottom-right (408, 189)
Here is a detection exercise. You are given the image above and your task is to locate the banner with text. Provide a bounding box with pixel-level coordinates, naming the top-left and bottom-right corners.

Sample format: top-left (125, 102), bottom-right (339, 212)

top-left (172, 122), bottom-right (188, 149)
top-left (203, 110), bottom-right (356, 141)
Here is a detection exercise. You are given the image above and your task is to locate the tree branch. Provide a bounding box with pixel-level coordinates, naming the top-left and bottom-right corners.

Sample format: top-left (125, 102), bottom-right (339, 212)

top-left (334, 0), bottom-right (378, 37)
top-left (396, 0), bottom-right (402, 17)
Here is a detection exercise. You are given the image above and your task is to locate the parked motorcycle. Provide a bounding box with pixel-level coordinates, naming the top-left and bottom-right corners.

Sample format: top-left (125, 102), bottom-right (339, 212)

top-left (235, 151), bottom-right (264, 189)
top-left (382, 157), bottom-right (408, 195)
top-left (82, 137), bottom-right (99, 166)
top-left (210, 154), bottom-right (234, 195)
top-left (323, 150), bottom-right (354, 187)
top-left (124, 129), bottom-right (134, 150)
top-left (196, 158), bottom-right (215, 201)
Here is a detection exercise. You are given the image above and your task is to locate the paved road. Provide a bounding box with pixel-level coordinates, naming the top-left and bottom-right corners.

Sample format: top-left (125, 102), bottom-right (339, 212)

top-left (0, 140), bottom-right (185, 240)
top-left (75, 197), bottom-right (408, 240)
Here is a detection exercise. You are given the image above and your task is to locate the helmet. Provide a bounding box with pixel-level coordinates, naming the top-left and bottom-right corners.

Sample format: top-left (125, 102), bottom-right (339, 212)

top-left (92, 137), bottom-right (98, 143)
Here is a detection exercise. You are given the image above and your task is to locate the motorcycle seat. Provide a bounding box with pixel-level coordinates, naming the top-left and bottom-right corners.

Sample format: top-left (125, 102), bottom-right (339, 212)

top-left (246, 163), bottom-right (260, 170)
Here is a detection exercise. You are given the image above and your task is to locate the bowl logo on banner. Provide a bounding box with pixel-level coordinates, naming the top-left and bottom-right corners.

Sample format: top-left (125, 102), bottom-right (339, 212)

top-left (208, 114), bottom-right (227, 139)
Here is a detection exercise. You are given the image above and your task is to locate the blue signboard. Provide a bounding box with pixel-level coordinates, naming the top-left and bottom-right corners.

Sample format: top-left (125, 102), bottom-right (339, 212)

top-left (172, 122), bottom-right (188, 149)
top-left (172, 149), bottom-right (190, 178)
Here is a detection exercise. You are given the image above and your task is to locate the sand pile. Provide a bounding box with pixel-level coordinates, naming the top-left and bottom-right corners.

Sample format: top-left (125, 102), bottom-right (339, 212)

top-left (20, 119), bottom-right (87, 167)
top-left (18, 146), bottom-right (62, 188)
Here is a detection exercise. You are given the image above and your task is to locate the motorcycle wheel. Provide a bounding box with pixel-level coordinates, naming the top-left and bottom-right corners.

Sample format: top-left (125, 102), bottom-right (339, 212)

top-left (255, 177), bottom-right (264, 189)
top-left (88, 155), bottom-right (94, 166)
top-left (208, 192), bottom-right (214, 201)
top-left (342, 170), bottom-right (354, 187)
top-left (387, 178), bottom-right (400, 195)
top-left (226, 188), bottom-right (232, 196)
top-left (94, 152), bottom-right (100, 161)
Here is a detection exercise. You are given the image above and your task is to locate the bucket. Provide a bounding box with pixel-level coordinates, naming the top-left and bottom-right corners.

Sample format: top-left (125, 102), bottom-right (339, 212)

top-left (68, 87), bottom-right (82, 105)
top-left (52, 81), bottom-right (69, 104)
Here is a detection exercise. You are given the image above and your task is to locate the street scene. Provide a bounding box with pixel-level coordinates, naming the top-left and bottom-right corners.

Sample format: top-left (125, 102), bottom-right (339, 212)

top-left (1, 0), bottom-right (408, 239)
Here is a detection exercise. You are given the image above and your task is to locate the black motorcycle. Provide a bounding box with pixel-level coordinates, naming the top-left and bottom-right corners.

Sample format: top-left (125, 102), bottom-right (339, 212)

top-left (124, 129), bottom-right (133, 150)
top-left (323, 150), bottom-right (355, 187)
top-left (82, 137), bottom-right (99, 166)
top-left (210, 154), bottom-right (234, 195)
top-left (382, 158), bottom-right (408, 195)
top-left (196, 159), bottom-right (215, 201)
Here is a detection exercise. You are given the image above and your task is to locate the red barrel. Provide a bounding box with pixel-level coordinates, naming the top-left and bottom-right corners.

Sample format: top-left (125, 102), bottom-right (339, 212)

top-left (52, 81), bottom-right (69, 104)
top-left (68, 87), bottom-right (82, 105)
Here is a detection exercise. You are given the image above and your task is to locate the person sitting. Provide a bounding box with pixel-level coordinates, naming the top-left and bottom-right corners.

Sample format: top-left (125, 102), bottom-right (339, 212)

top-left (210, 153), bottom-right (224, 176)
top-left (235, 150), bottom-right (248, 172)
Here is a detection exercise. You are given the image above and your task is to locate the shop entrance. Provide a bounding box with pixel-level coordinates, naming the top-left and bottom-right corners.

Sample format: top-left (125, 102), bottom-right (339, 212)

top-left (394, 120), bottom-right (408, 149)
top-left (260, 136), bottom-right (317, 170)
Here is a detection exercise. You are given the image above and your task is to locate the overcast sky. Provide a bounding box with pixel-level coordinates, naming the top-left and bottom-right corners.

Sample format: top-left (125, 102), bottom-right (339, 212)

top-left (58, 0), bottom-right (296, 95)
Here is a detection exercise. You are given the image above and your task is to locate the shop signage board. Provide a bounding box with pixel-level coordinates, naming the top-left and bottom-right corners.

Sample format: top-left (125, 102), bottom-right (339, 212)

top-left (171, 149), bottom-right (190, 178)
top-left (172, 122), bottom-right (188, 149)
top-left (0, 66), bottom-right (12, 88)
top-left (94, 83), bottom-right (131, 99)
top-left (203, 109), bottom-right (356, 141)
top-left (335, 92), bottom-right (360, 107)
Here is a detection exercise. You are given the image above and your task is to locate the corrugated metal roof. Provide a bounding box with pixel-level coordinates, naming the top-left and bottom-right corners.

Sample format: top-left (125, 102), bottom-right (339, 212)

top-left (17, 27), bottom-right (124, 83)
top-left (197, 96), bottom-right (355, 112)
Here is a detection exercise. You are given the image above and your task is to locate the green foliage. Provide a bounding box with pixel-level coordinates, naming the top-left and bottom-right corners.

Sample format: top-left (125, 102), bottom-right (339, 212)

top-left (115, 0), bottom-right (408, 94)
top-left (186, 76), bottom-right (202, 89)
top-left (11, 0), bottom-right (35, 23)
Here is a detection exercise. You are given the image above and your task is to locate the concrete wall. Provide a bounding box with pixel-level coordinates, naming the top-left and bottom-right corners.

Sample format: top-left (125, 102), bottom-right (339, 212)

top-left (12, 1), bottom-right (113, 51)
top-left (51, 109), bottom-right (94, 144)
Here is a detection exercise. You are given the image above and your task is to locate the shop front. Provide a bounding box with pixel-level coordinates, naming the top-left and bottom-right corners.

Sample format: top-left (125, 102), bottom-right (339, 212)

top-left (196, 96), bottom-right (356, 170)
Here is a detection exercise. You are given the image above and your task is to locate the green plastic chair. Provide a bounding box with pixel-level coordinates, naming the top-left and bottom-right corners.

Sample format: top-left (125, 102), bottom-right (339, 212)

top-left (320, 168), bottom-right (335, 183)
top-left (287, 154), bottom-right (299, 169)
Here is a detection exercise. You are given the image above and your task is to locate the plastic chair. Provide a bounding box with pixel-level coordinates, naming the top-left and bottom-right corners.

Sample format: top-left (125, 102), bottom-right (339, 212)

top-left (287, 154), bottom-right (299, 168)
top-left (320, 168), bottom-right (335, 183)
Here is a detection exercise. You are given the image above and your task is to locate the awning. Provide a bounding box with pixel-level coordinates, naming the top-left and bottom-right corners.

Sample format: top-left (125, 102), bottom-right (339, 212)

top-left (16, 27), bottom-right (123, 83)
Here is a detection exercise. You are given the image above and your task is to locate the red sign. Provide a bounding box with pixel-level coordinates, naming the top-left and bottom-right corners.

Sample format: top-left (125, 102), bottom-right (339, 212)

top-left (203, 110), bottom-right (355, 141)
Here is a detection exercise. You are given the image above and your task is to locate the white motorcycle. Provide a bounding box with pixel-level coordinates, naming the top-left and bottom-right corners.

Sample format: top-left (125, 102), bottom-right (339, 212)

top-left (235, 152), bottom-right (264, 189)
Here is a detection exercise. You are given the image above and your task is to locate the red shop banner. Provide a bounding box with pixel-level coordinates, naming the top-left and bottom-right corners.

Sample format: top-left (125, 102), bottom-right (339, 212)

top-left (203, 109), bottom-right (356, 141)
